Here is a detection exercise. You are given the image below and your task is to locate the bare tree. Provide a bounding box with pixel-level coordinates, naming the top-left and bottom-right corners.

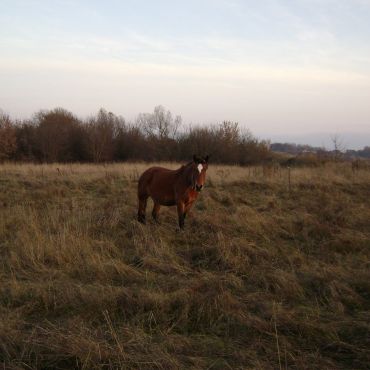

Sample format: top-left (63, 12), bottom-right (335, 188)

top-left (14, 121), bottom-right (39, 161)
top-left (330, 134), bottom-right (346, 161)
top-left (34, 108), bottom-right (82, 162)
top-left (136, 105), bottom-right (181, 139)
top-left (86, 108), bottom-right (123, 162)
top-left (0, 110), bottom-right (17, 161)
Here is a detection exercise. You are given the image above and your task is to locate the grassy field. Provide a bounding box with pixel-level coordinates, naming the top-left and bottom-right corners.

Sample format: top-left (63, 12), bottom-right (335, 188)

top-left (0, 162), bottom-right (370, 369)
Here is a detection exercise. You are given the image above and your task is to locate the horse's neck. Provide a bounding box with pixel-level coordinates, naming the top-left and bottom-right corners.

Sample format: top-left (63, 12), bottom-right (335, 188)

top-left (174, 163), bottom-right (192, 176)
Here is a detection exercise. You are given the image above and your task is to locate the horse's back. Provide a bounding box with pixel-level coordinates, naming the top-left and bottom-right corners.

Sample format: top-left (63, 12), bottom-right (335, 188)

top-left (138, 166), bottom-right (180, 204)
top-left (138, 166), bottom-right (174, 184)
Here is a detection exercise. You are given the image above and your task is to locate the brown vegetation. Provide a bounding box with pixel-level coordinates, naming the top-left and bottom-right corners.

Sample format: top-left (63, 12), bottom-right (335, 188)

top-left (4, 106), bottom-right (369, 167)
top-left (0, 111), bottom-right (17, 161)
top-left (0, 106), bottom-right (270, 165)
top-left (1, 162), bottom-right (369, 369)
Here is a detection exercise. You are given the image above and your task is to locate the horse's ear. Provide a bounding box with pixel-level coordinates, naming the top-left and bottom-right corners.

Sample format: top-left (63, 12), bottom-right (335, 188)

top-left (193, 155), bottom-right (200, 163)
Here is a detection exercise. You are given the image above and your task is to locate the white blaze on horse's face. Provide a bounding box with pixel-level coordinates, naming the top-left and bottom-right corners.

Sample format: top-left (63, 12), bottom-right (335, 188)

top-left (197, 164), bottom-right (203, 173)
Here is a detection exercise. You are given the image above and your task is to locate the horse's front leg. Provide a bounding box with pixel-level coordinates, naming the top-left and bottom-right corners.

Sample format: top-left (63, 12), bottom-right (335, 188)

top-left (152, 202), bottom-right (161, 223)
top-left (177, 201), bottom-right (185, 229)
top-left (183, 200), bottom-right (195, 220)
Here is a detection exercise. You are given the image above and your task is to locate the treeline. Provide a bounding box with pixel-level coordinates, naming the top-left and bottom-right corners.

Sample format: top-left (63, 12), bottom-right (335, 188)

top-left (346, 147), bottom-right (370, 159)
top-left (270, 142), bottom-right (324, 154)
top-left (0, 106), bottom-right (270, 165)
top-left (271, 142), bottom-right (370, 159)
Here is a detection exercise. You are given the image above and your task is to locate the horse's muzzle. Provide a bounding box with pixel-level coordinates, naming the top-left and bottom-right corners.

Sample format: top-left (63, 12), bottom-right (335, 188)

top-left (195, 184), bottom-right (203, 192)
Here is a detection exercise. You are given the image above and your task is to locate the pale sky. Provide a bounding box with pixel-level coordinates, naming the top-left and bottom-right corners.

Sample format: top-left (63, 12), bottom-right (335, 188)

top-left (1, 0), bottom-right (370, 148)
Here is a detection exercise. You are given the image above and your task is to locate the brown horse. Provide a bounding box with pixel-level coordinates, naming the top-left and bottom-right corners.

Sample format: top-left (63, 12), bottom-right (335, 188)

top-left (137, 155), bottom-right (209, 229)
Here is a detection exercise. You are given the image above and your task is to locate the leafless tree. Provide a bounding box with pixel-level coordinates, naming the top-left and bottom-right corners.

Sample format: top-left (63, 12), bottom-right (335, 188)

top-left (136, 105), bottom-right (181, 139)
top-left (330, 134), bottom-right (346, 161)
top-left (0, 110), bottom-right (17, 161)
top-left (86, 108), bottom-right (124, 162)
top-left (34, 108), bottom-right (82, 162)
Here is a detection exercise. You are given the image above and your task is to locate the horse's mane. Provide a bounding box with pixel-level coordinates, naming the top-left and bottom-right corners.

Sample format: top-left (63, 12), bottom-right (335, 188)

top-left (174, 162), bottom-right (193, 176)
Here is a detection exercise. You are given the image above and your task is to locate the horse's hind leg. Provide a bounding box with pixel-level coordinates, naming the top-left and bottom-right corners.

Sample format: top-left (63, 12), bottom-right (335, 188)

top-left (138, 195), bottom-right (148, 224)
top-left (152, 202), bottom-right (161, 223)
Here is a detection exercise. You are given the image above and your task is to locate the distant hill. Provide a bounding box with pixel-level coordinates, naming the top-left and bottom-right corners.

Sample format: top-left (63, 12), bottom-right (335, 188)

top-left (271, 142), bottom-right (370, 159)
top-left (263, 132), bottom-right (370, 151)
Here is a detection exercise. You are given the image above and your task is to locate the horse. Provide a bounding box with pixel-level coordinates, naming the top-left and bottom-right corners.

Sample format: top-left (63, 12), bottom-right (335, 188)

top-left (137, 155), bottom-right (209, 229)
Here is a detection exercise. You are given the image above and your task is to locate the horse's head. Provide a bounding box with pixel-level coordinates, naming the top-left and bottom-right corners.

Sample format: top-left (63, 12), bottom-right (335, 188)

top-left (190, 155), bottom-right (209, 192)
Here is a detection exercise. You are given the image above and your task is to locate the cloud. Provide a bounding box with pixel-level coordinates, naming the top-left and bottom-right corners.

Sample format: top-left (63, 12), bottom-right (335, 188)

top-left (1, 54), bottom-right (369, 88)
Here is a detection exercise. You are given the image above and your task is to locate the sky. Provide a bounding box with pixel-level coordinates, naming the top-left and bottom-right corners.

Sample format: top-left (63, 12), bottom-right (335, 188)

top-left (1, 0), bottom-right (370, 148)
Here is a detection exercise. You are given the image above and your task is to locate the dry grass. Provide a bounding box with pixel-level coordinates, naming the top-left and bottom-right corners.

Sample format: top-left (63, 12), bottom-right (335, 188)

top-left (0, 162), bottom-right (369, 369)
